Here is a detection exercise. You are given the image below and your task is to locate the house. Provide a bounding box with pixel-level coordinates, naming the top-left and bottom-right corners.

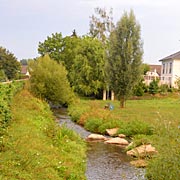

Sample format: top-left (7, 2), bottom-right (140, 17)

top-left (21, 65), bottom-right (30, 77)
top-left (144, 65), bottom-right (161, 85)
top-left (159, 51), bottom-right (180, 88)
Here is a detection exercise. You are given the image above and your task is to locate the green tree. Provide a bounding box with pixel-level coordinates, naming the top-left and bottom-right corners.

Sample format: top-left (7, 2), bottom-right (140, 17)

top-left (38, 33), bottom-right (65, 63)
top-left (0, 69), bottom-right (7, 82)
top-left (0, 46), bottom-right (21, 80)
top-left (108, 10), bottom-right (143, 108)
top-left (133, 78), bottom-right (146, 96)
top-left (89, 7), bottom-right (114, 45)
top-left (89, 7), bottom-right (115, 98)
top-left (149, 79), bottom-right (159, 95)
top-left (70, 36), bottom-right (105, 96)
top-left (38, 32), bottom-right (81, 84)
top-left (20, 59), bottom-right (28, 65)
top-left (142, 63), bottom-right (150, 75)
top-left (28, 55), bottom-right (74, 105)
top-left (60, 35), bottom-right (81, 84)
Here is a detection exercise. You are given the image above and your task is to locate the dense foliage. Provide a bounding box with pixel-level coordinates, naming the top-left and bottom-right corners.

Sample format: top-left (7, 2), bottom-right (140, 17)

top-left (0, 46), bottom-right (21, 80)
top-left (28, 55), bottom-right (74, 105)
top-left (0, 89), bottom-right (86, 180)
top-left (38, 33), bottom-right (106, 96)
top-left (108, 10), bottom-right (143, 107)
top-left (70, 36), bottom-right (105, 95)
top-left (0, 82), bottom-right (23, 150)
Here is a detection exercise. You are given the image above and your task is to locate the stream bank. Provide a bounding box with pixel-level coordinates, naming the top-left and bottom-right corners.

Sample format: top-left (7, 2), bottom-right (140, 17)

top-left (54, 108), bottom-right (146, 180)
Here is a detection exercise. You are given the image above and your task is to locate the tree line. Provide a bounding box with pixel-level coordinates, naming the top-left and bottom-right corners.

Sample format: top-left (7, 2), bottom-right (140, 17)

top-left (1, 8), bottom-right (144, 108)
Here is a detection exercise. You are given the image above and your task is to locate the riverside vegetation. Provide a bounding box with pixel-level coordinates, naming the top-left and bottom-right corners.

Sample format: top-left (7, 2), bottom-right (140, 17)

top-left (68, 95), bottom-right (180, 180)
top-left (0, 83), bottom-right (86, 180)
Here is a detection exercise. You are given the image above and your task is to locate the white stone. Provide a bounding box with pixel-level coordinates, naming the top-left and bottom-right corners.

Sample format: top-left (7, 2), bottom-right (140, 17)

top-left (105, 137), bottom-right (129, 145)
top-left (127, 144), bottom-right (158, 157)
top-left (86, 134), bottom-right (107, 141)
top-left (106, 128), bottom-right (119, 136)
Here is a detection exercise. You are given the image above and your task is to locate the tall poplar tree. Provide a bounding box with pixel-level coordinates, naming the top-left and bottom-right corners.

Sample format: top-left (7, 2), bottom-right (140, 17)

top-left (108, 10), bottom-right (143, 108)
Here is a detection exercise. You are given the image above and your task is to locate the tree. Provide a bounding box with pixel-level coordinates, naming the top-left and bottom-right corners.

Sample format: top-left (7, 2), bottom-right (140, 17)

top-left (0, 46), bottom-right (21, 80)
top-left (28, 55), bottom-right (74, 105)
top-left (89, 7), bottom-right (115, 99)
top-left (70, 36), bottom-right (105, 96)
top-left (108, 10), bottom-right (143, 108)
top-left (0, 69), bottom-right (6, 82)
top-left (38, 33), bottom-right (65, 63)
top-left (38, 32), bottom-right (81, 84)
top-left (89, 7), bottom-right (114, 45)
top-left (38, 32), bottom-right (106, 96)
top-left (149, 79), bottom-right (160, 95)
top-left (142, 63), bottom-right (150, 75)
top-left (20, 59), bottom-right (28, 65)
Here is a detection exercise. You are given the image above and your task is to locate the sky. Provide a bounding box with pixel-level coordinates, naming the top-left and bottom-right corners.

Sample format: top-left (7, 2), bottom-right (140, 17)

top-left (1, 0), bottom-right (180, 64)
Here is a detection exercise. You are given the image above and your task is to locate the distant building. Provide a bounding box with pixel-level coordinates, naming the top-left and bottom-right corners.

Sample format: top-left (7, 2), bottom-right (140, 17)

top-left (21, 65), bottom-right (30, 77)
top-left (144, 65), bottom-right (161, 85)
top-left (159, 51), bottom-right (180, 88)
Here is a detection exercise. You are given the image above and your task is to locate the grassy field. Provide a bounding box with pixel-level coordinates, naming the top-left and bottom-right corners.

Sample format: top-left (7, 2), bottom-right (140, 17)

top-left (68, 96), bottom-right (180, 180)
top-left (0, 89), bottom-right (86, 180)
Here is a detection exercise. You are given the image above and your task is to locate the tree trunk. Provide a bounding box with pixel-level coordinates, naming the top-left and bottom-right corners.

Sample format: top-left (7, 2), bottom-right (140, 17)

top-left (103, 90), bottom-right (106, 100)
top-left (111, 91), bottom-right (114, 101)
top-left (120, 96), bottom-right (125, 108)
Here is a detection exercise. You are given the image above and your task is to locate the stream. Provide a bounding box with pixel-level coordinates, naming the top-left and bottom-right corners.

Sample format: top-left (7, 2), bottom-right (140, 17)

top-left (54, 108), bottom-right (146, 180)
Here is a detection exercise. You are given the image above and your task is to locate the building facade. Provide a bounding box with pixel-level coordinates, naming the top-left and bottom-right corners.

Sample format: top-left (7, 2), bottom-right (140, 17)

top-left (159, 51), bottom-right (180, 88)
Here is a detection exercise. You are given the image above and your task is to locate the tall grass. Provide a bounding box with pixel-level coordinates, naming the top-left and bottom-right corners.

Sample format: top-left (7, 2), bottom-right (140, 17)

top-left (0, 89), bottom-right (86, 180)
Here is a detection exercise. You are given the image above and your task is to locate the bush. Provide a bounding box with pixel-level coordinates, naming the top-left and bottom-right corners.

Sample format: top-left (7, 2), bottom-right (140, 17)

top-left (149, 79), bottom-right (159, 95)
top-left (97, 120), bottom-right (123, 134)
top-left (117, 120), bottom-right (154, 137)
top-left (29, 55), bottom-right (75, 106)
top-left (84, 117), bottom-right (103, 133)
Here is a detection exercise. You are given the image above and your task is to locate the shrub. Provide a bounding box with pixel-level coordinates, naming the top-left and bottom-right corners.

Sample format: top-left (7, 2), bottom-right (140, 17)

top-left (84, 117), bottom-right (103, 133)
top-left (117, 120), bottom-right (154, 137)
top-left (29, 55), bottom-right (75, 106)
top-left (149, 79), bottom-right (159, 95)
top-left (98, 120), bottom-right (122, 134)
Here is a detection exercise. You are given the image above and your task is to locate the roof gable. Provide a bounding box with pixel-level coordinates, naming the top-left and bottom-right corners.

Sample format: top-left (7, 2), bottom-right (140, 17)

top-left (159, 51), bottom-right (180, 61)
top-left (149, 65), bottom-right (161, 75)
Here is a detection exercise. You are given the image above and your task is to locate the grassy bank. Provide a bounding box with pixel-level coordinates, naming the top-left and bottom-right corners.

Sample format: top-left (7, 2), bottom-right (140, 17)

top-left (68, 97), bottom-right (180, 180)
top-left (0, 89), bottom-right (86, 180)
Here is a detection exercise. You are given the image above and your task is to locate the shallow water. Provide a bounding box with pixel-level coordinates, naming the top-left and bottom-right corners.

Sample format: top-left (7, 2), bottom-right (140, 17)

top-left (54, 108), bottom-right (145, 180)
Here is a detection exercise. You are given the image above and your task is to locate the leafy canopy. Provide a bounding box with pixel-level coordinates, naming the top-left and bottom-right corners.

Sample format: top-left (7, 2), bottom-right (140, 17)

top-left (38, 32), bottom-right (106, 96)
top-left (29, 55), bottom-right (74, 105)
top-left (70, 36), bottom-right (105, 95)
top-left (0, 46), bottom-right (21, 80)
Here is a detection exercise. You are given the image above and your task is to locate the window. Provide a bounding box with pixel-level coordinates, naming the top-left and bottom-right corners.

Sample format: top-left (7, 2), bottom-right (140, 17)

top-left (169, 62), bottom-right (172, 74)
top-left (166, 63), bottom-right (168, 74)
top-left (162, 64), bottom-right (165, 74)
